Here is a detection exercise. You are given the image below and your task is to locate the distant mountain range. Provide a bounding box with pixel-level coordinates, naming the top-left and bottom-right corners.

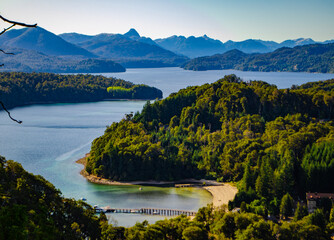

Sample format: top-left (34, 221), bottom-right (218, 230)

top-left (59, 28), bottom-right (188, 68)
top-left (0, 26), bottom-right (333, 73)
top-left (155, 35), bottom-right (334, 58)
top-left (0, 27), bottom-right (188, 72)
top-left (182, 43), bottom-right (334, 73)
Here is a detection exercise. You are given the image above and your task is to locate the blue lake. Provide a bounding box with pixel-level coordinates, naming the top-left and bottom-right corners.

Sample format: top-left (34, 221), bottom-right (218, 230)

top-left (1, 68), bottom-right (334, 226)
top-left (108, 67), bottom-right (334, 98)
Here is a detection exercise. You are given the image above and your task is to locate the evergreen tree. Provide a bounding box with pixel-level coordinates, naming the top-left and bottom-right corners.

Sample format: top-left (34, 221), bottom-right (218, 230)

top-left (308, 209), bottom-right (327, 230)
top-left (255, 161), bottom-right (273, 198)
top-left (294, 202), bottom-right (308, 221)
top-left (280, 193), bottom-right (294, 220)
top-left (240, 201), bottom-right (247, 213)
top-left (330, 206), bottom-right (334, 223)
top-left (182, 226), bottom-right (207, 240)
top-left (274, 151), bottom-right (295, 198)
top-left (241, 163), bottom-right (252, 192)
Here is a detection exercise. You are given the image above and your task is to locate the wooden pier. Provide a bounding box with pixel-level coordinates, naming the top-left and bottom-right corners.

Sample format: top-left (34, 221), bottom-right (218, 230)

top-left (95, 207), bottom-right (196, 216)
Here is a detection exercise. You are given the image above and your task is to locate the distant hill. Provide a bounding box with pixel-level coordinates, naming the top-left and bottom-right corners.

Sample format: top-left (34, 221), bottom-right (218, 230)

top-left (155, 35), bottom-right (226, 58)
top-left (57, 32), bottom-right (95, 44)
top-left (278, 38), bottom-right (316, 48)
top-left (324, 40), bottom-right (334, 44)
top-left (0, 48), bottom-right (125, 73)
top-left (181, 49), bottom-right (250, 71)
top-left (182, 43), bottom-right (334, 73)
top-left (0, 27), bottom-right (96, 58)
top-left (223, 39), bottom-right (271, 53)
top-left (65, 30), bottom-right (188, 67)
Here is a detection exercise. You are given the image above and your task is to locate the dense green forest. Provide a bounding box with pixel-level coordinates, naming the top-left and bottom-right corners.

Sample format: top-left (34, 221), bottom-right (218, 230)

top-left (182, 43), bottom-right (334, 73)
top-left (0, 156), bottom-right (103, 239)
top-left (120, 205), bottom-right (334, 240)
top-left (3, 154), bottom-right (334, 239)
top-left (86, 75), bottom-right (334, 218)
top-left (0, 72), bottom-right (162, 109)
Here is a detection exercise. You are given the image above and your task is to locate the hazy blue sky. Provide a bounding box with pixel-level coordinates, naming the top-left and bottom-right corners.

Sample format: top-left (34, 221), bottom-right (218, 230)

top-left (1, 0), bottom-right (333, 42)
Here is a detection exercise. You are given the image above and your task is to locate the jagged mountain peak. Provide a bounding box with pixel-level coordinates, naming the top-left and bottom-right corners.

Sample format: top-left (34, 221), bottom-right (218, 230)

top-left (124, 28), bottom-right (140, 38)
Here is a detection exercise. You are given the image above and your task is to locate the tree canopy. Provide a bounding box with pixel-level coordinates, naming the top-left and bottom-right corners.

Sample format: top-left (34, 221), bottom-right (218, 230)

top-left (0, 72), bottom-right (162, 109)
top-left (87, 75), bottom-right (334, 189)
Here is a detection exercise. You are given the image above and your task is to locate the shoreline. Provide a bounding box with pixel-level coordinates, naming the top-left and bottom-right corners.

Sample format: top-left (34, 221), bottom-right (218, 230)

top-left (76, 154), bottom-right (237, 207)
top-left (203, 185), bottom-right (238, 207)
top-left (9, 98), bottom-right (156, 111)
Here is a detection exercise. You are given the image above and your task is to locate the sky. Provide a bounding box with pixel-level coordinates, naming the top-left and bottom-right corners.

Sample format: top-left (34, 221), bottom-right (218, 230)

top-left (1, 0), bottom-right (334, 42)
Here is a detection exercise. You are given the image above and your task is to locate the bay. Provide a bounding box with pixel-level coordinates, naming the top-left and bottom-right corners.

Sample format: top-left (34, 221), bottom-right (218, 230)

top-left (0, 101), bottom-right (212, 227)
top-left (1, 67), bottom-right (334, 226)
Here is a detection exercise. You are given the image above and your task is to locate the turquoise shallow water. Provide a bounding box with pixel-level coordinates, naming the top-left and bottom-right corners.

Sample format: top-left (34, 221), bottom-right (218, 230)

top-left (0, 101), bottom-right (212, 227)
top-left (1, 68), bottom-right (334, 226)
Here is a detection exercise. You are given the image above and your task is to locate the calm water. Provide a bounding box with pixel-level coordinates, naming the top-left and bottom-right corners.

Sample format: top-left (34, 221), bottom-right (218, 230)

top-left (0, 101), bottom-right (212, 227)
top-left (1, 68), bottom-right (334, 226)
top-left (108, 67), bottom-right (334, 98)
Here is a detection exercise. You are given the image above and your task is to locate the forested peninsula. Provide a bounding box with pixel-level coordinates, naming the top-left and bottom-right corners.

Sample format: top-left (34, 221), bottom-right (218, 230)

top-left (182, 43), bottom-right (334, 73)
top-left (0, 72), bottom-right (162, 109)
top-left (87, 74), bottom-right (334, 183)
top-left (86, 74), bottom-right (334, 214)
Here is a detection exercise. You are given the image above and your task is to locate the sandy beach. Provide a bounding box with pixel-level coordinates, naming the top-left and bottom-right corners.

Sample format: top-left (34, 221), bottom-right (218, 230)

top-left (77, 154), bottom-right (238, 207)
top-left (204, 184), bottom-right (238, 207)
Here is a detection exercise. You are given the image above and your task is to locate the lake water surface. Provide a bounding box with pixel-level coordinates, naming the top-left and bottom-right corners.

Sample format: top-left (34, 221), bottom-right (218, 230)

top-left (108, 67), bottom-right (334, 98)
top-left (1, 68), bottom-right (334, 226)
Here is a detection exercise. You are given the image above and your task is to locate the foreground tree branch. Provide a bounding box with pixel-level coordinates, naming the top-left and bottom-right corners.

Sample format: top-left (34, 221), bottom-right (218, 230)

top-left (0, 24), bottom-right (16, 35)
top-left (0, 15), bottom-right (37, 28)
top-left (0, 49), bottom-right (14, 55)
top-left (0, 15), bottom-right (36, 124)
top-left (0, 101), bottom-right (22, 124)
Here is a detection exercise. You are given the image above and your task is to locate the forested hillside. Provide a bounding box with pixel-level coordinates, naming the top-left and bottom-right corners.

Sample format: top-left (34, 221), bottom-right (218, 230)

top-left (183, 43), bottom-right (334, 73)
top-left (0, 72), bottom-right (162, 109)
top-left (0, 156), bottom-right (104, 239)
top-left (3, 154), bottom-right (333, 239)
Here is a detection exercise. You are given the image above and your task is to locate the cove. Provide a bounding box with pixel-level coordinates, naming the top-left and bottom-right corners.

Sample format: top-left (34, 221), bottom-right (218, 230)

top-left (0, 101), bottom-right (212, 227)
